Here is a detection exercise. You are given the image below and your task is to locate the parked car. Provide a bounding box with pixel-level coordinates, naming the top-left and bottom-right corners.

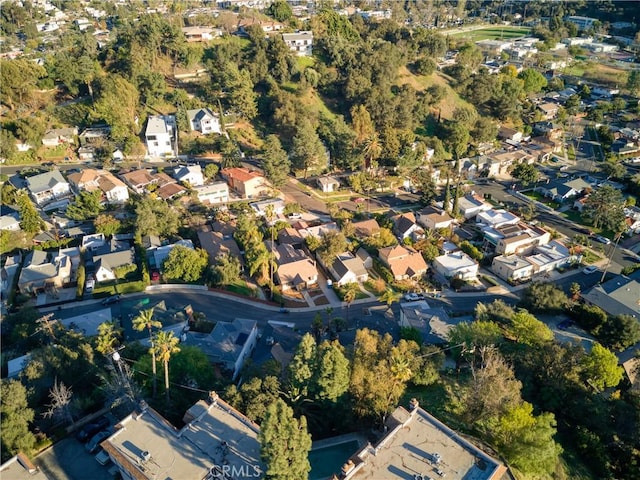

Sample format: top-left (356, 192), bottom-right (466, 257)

top-left (151, 271), bottom-right (160, 281)
top-left (287, 212), bottom-right (302, 219)
top-left (593, 235), bottom-right (611, 245)
top-left (582, 265), bottom-right (599, 275)
top-left (76, 417), bottom-right (110, 443)
top-left (403, 293), bottom-right (420, 302)
top-left (86, 430), bottom-right (112, 454)
top-left (101, 295), bottom-right (121, 306)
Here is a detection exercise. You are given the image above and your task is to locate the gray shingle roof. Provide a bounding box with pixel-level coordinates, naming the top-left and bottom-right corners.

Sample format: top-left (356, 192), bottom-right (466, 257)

top-left (26, 170), bottom-right (68, 194)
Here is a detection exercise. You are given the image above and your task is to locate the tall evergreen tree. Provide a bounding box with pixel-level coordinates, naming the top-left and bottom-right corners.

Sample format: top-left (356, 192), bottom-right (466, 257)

top-left (314, 340), bottom-right (350, 402)
top-left (288, 333), bottom-right (317, 398)
top-left (261, 134), bottom-right (291, 188)
top-left (290, 121), bottom-right (326, 178)
top-left (259, 399), bottom-right (312, 480)
top-left (17, 192), bottom-right (43, 234)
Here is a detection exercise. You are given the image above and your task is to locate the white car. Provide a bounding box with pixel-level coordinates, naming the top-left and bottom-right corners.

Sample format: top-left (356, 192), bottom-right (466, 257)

top-left (582, 265), bottom-right (599, 275)
top-left (594, 235), bottom-right (611, 245)
top-left (404, 293), bottom-right (420, 302)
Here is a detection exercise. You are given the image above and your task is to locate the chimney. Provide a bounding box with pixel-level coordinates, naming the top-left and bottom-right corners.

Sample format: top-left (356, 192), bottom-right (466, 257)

top-left (409, 398), bottom-right (419, 411)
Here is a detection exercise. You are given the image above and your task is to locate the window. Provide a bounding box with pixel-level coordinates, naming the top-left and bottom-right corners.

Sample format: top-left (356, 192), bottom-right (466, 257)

top-left (166, 141), bottom-right (171, 146)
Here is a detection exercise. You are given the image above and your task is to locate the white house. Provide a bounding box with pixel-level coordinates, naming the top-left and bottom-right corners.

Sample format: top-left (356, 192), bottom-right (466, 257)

top-left (94, 248), bottom-right (136, 282)
top-left (181, 26), bottom-right (221, 42)
top-left (476, 209), bottom-right (520, 229)
top-left (186, 108), bottom-right (221, 135)
top-left (329, 252), bottom-right (369, 286)
top-left (67, 168), bottom-right (129, 204)
top-left (0, 214), bottom-right (20, 231)
top-left (172, 165), bottom-right (204, 187)
top-left (26, 170), bottom-right (71, 206)
top-left (194, 182), bottom-right (229, 204)
top-left (417, 208), bottom-right (455, 231)
top-left (492, 255), bottom-right (534, 282)
top-left (282, 30), bottom-right (313, 56)
top-left (433, 252), bottom-right (479, 281)
top-left (458, 193), bottom-right (492, 219)
top-left (250, 198), bottom-right (286, 218)
top-left (145, 115), bottom-right (177, 157)
top-left (317, 176), bottom-right (340, 193)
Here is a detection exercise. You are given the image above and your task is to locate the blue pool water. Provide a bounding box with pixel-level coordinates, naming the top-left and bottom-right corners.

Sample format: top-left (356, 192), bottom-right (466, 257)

top-left (309, 440), bottom-right (360, 480)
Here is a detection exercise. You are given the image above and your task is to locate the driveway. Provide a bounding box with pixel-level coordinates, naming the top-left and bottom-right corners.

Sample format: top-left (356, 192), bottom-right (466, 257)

top-left (35, 437), bottom-right (113, 480)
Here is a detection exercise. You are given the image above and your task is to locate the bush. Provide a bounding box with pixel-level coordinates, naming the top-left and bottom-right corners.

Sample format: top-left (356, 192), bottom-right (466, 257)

top-left (400, 326), bottom-right (422, 344)
top-left (520, 282), bottom-right (568, 313)
top-left (598, 314), bottom-right (640, 351)
top-left (569, 303), bottom-right (607, 331)
top-left (373, 259), bottom-right (394, 284)
top-left (459, 240), bottom-right (484, 262)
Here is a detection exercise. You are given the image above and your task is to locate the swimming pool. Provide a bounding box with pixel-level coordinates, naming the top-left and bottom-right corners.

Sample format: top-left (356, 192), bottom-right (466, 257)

top-left (309, 439), bottom-right (360, 480)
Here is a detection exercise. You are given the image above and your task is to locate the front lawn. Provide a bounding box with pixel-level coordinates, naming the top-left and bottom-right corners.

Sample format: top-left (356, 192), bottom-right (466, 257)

top-left (225, 280), bottom-right (257, 297)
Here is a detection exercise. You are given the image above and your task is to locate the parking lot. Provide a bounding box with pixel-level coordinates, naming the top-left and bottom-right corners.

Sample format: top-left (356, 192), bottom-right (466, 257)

top-left (35, 437), bottom-right (115, 480)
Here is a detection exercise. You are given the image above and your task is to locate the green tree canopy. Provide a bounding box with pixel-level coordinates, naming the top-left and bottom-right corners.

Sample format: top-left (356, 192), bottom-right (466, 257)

top-left (290, 121), bottom-right (326, 178)
top-left (599, 314), bottom-right (640, 351)
top-left (261, 134), bottom-right (291, 188)
top-left (511, 162), bottom-right (540, 186)
top-left (287, 333), bottom-right (317, 398)
top-left (580, 343), bottom-right (624, 390)
top-left (94, 214), bottom-right (121, 237)
top-left (520, 282), bottom-right (568, 313)
top-left (162, 245), bottom-right (208, 283)
top-left (314, 340), bottom-right (350, 402)
top-left (66, 190), bottom-right (104, 220)
top-left (17, 192), bottom-right (43, 234)
top-left (0, 380), bottom-right (36, 462)
top-left (0, 58), bottom-right (46, 111)
top-left (259, 399), bottom-right (312, 480)
top-left (508, 310), bottom-right (554, 347)
top-left (211, 253), bottom-right (242, 286)
top-left (93, 74), bottom-right (140, 142)
top-left (583, 185), bottom-right (626, 231)
top-left (134, 196), bottom-right (180, 237)
top-left (518, 68), bottom-right (548, 93)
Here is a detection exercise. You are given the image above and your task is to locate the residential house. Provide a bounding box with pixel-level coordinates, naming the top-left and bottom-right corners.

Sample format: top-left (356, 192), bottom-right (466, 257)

top-left (26, 170), bottom-right (70, 205)
top-left (18, 250), bottom-right (71, 294)
top-left (120, 169), bottom-right (158, 194)
top-left (538, 102), bottom-right (559, 120)
top-left (181, 26), bottom-right (222, 42)
top-left (417, 207), bottom-right (455, 231)
top-left (250, 198), bottom-right (286, 218)
top-left (252, 323), bottom-right (301, 372)
top-left (535, 177), bottom-right (591, 202)
top-left (565, 16), bottom-right (598, 31)
top-left (340, 402), bottom-right (506, 480)
top-left (197, 226), bottom-right (243, 266)
top-left (526, 240), bottom-right (577, 274)
top-left (351, 218), bottom-right (381, 238)
top-left (41, 127), bottom-right (77, 147)
top-left (194, 182), bottom-right (229, 204)
top-left (492, 255), bottom-right (534, 282)
top-left (67, 168), bottom-right (129, 204)
top-left (81, 233), bottom-right (106, 252)
top-left (237, 18), bottom-right (283, 35)
top-left (328, 251), bottom-right (369, 286)
top-left (147, 239), bottom-right (194, 271)
top-left (316, 175), bottom-right (340, 193)
top-left (277, 228), bottom-right (305, 247)
top-left (186, 108), bottom-right (221, 134)
top-left (486, 223), bottom-right (551, 256)
top-left (498, 126), bottom-right (524, 143)
top-left (282, 30), bottom-right (313, 56)
top-left (0, 453), bottom-right (48, 480)
top-left (433, 252), bottom-right (479, 282)
top-left (624, 206), bottom-right (640, 234)
top-left (0, 209), bottom-right (20, 231)
top-left (298, 222), bottom-right (340, 240)
top-left (533, 121), bottom-right (563, 140)
top-left (476, 209), bottom-right (520, 229)
top-left (145, 115), bottom-right (177, 157)
top-left (78, 125), bottom-right (110, 154)
top-left (156, 180), bottom-right (186, 201)
top-left (172, 165), bottom-right (204, 186)
top-left (275, 244), bottom-right (318, 291)
top-left (378, 245), bottom-right (428, 281)
top-left (392, 212), bottom-right (424, 241)
top-left (479, 150), bottom-right (535, 177)
top-left (457, 193), bottom-right (492, 219)
top-left (94, 248), bottom-right (136, 282)
top-left (185, 319), bottom-right (258, 380)
top-left (399, 300), bottom-right (452, 343)
top-left (221, 167), bottom-right (270, 199)
top-left (583, 271), bottom-right (640, 317)
top-left (101, 397), bottom-right (263, 480)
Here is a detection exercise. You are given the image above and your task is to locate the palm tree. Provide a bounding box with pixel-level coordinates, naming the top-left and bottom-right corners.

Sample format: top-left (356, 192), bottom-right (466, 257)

top-left (132, 309), bottom-right (162, 397)
top-left (264, 204), bottom-right (276, 297)
top-left (362, 133), bottom-right (382, 170)
top-left (378, 288), bottom-right (401, 310)
top-left (96, 321), bottom-right (122, 355)
top-left (248, 246), bottom-right (274, 283)
top-left (342, 282), bottom-right (360, 327)
top-left (153, 331), bottom-right (181, 401)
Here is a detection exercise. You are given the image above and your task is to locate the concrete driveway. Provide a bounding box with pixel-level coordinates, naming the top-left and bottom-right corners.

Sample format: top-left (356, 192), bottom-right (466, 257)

top-left (35, 437), bottom-right (114, 480)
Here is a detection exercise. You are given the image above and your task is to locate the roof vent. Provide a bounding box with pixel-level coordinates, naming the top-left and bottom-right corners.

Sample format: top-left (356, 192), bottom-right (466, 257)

top-left (141, 451), bottom-right (151, 463)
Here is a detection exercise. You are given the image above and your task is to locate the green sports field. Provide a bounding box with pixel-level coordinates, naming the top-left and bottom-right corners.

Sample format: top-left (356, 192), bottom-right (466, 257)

top-left (448, 26), bottom-right (531, 42)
